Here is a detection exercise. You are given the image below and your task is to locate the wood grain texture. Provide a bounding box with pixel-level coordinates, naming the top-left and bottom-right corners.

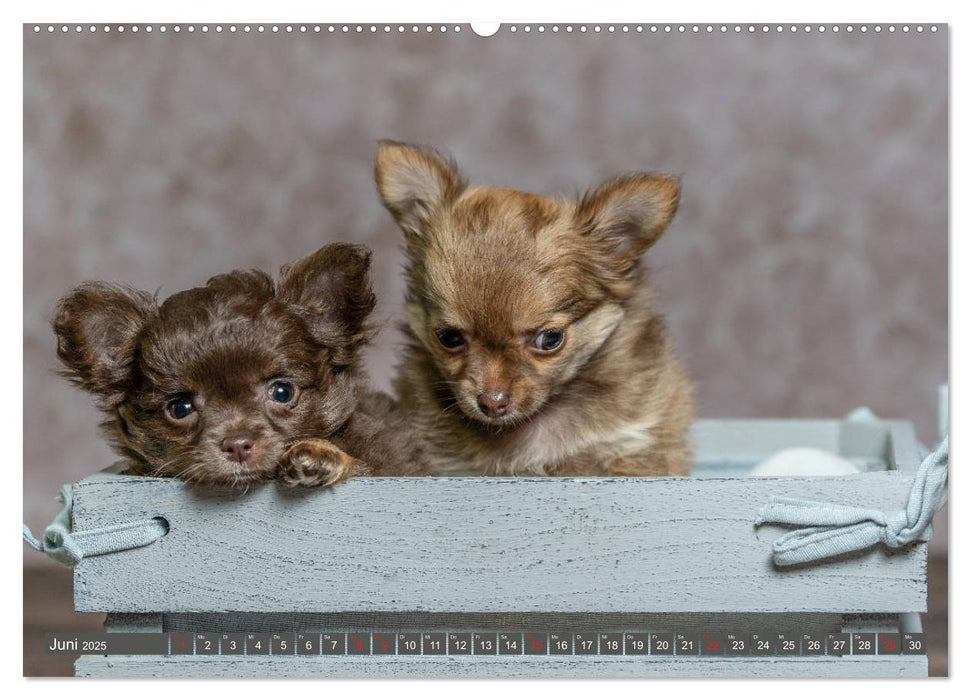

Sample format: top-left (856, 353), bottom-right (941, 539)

top-left (104, 614), bottom-right (162, 633)
top-left (158, 611), bottom-right (848, 635)
top-left (72, 471), bottom-right (926, 614)
top-left (74, 654), bottom-right (927, 678)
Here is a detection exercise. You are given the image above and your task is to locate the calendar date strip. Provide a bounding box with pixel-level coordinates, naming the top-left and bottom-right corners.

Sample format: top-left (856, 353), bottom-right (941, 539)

top-left (47, 631), bottom-right (925, 656)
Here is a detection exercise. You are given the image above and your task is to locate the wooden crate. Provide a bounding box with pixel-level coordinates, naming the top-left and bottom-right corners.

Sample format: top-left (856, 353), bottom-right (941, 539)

top-left (72, 418), bottom-right (928, 678)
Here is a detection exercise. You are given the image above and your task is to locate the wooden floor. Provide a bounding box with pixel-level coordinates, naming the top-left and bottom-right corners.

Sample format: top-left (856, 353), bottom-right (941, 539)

top-left (24, 557), bottom-right (948, 677)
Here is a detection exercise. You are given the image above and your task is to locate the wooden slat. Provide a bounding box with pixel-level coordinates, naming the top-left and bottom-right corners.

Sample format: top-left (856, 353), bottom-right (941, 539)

top-left (692, 420), bottom-right (843, 458)
top-left (73, 472), bottom-right (926, 614)
top-left (74, 654), bottom-right (928, 678)
top-left (104, 614), bottom-right (162, 633)
top-left (886, 422), bottom-right (924, 473)
top-left (158, 611), bottom-right (847, 635)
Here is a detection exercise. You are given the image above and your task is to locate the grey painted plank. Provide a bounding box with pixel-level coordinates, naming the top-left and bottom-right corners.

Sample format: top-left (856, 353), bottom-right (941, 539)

top-left (105, 614), bottom-right (162, 633)
top-left (691, 420), bottom-right (844, 458)
top-left (74, 654), bottom-right (928, 678)
top-left (693, 419), bottom-right (914, 473)
top-left (73, 472), bottom-right (926, 613)
top-left (886, 422), bottom-right (924, 474)
top-left (159, 611), bottom-right (848, 636)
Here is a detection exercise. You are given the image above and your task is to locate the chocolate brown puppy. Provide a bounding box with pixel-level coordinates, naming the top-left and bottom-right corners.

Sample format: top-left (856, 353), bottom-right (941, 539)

top-left (53, 243), bottom-right (424, 488)
top-left (376, 141), bottom-right (694, 477)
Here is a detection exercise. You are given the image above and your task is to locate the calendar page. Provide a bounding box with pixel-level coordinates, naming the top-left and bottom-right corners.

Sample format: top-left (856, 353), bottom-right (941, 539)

top-left (20, 8), bottom-right (949, 684)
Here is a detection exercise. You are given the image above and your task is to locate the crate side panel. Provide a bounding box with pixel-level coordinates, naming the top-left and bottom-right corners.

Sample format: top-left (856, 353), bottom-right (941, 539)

top-left (885, 422), bottom-right (924, 473)
top-left (74, 655), bottom-right (928, 678)
top-left (72, 474), bottom-right (926, 613)
top-left (691, 421), bottom-right (842, 459)
top-left (160, 611), bottom-right (846, 635)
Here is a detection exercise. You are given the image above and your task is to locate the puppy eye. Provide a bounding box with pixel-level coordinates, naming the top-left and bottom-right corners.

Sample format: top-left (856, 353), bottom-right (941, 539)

top-left (268, 381), bottom-right (295, 403)
top-left (435, 328), bottom-right (466, 351)
top-left (166, 394), bottom-right (195, 421)
top-left (532, 329), bottom-right (565, 353)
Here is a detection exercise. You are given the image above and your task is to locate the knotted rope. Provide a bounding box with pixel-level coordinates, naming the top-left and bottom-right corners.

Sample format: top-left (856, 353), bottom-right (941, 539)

top-left (755, 435), bottom-right (948, 566)
top-left (22, 484), bottom-right (168, 566)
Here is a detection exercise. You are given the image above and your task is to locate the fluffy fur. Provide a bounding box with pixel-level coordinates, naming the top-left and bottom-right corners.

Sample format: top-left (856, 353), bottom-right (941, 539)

top-left (376, 141), bottom-right (694, 476)
top-left (53, 243), bottom-right (425, 487)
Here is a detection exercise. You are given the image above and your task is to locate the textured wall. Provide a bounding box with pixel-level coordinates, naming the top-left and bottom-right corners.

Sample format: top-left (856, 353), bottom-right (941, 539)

top-left (24, 27), bottom-right (947, 547)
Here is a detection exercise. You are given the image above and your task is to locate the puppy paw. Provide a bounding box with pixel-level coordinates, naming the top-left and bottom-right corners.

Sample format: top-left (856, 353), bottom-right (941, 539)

top-left (279, 439), bottom-right (361, 488)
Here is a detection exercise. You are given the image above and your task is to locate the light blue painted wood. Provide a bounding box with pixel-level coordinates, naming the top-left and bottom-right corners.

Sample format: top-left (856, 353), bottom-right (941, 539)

top-left (74, 654), bottom-right (928, 678)
top-left (72, 419), bottom-right (928, 677)
top-left (72, 433), bottom-right (926, 613)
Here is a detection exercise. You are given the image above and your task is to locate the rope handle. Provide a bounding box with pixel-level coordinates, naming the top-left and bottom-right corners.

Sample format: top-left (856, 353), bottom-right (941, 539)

top-left (755, 425), bottom-right (948, 567)
top-left (22, 484), bottom-right (168, 566)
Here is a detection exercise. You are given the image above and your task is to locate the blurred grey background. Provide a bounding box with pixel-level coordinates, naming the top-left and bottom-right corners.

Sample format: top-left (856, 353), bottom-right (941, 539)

top-left (24, 27), bottom-right (947, 548)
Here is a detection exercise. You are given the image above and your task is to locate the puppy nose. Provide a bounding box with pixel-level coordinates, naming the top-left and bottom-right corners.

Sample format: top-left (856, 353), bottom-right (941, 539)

top-left (221, 436), bottom-right (254, 464)
top-left (477, 390), bottom-right (510, 417)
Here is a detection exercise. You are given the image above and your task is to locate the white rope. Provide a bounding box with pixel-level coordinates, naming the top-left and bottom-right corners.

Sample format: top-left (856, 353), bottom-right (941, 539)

top-left (22, 484), bottom-right (167, 566)
top-left (755, 435), bottom-right (948, 566)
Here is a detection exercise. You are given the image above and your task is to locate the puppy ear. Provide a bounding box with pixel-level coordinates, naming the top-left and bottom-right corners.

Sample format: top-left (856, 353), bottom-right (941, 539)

top-left (52, 283), bottom-right (155, 407)
top-left (277, 243), bottom-right (377, 364)
top-left (576, 173), bottom-right (681, 275)
top-left (374, 140), bottom-right (466, 239)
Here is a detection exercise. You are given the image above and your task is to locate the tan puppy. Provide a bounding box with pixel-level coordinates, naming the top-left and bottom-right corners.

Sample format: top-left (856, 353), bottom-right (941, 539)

top-left (376, 141), bottom-right (694, 477)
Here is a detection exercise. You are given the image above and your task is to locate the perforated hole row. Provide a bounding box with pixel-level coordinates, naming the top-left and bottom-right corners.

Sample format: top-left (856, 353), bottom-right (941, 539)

top-left (31, 24), bottom-right (465, 34)
top-left (506, 24), bottom-right (938, 34)
top-left (30, 24), bottom-right (941, 35)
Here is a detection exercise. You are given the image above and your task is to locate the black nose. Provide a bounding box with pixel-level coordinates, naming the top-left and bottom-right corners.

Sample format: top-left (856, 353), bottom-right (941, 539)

top-left (477, 390), bottom-right (510, 417)
top-left (221, 436), bottom-right (254, 464)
